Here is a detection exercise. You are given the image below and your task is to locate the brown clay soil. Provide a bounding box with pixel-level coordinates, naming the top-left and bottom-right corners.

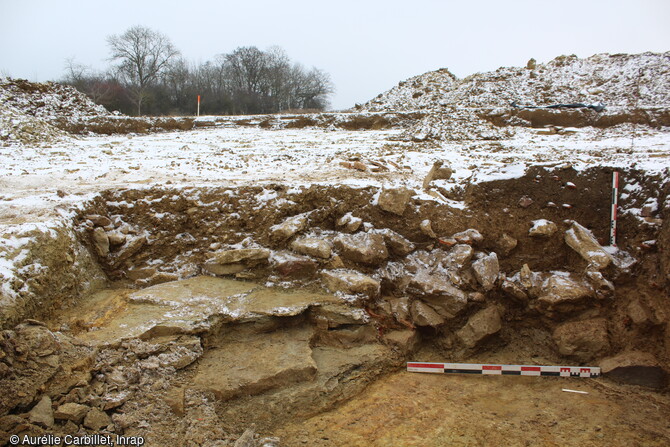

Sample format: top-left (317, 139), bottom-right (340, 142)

top-left (274, 348), bottom-right (670, 447)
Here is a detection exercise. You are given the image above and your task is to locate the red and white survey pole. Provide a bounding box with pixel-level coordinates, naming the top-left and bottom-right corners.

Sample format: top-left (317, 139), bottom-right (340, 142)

top-left (197, 95), bottom-right (201, 117)
top-left (610, 171), bottom-right (619, 247)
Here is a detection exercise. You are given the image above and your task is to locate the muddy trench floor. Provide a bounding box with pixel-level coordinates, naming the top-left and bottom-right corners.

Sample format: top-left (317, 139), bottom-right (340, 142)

top-left (274, 346), bottom-right (670, 447)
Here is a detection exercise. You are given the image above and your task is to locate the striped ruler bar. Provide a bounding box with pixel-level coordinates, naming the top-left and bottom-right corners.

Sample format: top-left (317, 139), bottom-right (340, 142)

top-left (407, 362), bottom-right (600, 378)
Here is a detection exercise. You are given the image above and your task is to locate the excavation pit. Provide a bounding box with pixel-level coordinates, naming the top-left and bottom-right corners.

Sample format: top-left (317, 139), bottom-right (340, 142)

top-left (1, 166), bottom-right (668, 445)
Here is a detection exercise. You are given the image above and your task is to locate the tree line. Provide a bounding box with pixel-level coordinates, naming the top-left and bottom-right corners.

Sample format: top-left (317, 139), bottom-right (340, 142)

top-left (62, 25), bottom-right (334, 116)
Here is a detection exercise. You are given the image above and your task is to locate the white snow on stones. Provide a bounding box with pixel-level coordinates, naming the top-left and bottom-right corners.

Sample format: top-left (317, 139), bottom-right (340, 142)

top-left (270, 212), bottom-right (310, 241)
top-left (320, 270), bottom-right (381, 298)
top-left (535, 273), bottom-right (596, 318)
top-left (564, 221), bottom-right (613, 270)
top-left (210, 248), bottom-right (271, 265)
top-left (291, 237), bottom-right (333, 259)
top-left (373, 229), bottom-right (415, 257)
top-left (333, 232), bottom-right (388, 266)
top-left (336, 213), bottom-right (363, 233)
top-left (529, 219), bottom-right (558, 237)
top-left (472, 252), bottom-right (499, 291)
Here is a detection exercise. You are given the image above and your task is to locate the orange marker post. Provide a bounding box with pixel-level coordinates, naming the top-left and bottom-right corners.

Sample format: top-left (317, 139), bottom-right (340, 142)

top-left (197, 95), bottom-right (201, 117)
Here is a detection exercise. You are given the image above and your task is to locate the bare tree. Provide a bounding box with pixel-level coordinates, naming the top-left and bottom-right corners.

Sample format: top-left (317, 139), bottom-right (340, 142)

top-left (300, 67), bottom-right (334, 110)
top-left (107, 25), bottom-right (180, 115)
top-left (62, 58), bottom-right (117, 108)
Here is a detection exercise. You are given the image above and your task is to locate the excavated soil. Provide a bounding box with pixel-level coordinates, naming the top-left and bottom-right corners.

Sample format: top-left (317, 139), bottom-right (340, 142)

top-left (1, 164), bottom-right (669, 446)
top-left (274, 360), bottom-right (670, 447)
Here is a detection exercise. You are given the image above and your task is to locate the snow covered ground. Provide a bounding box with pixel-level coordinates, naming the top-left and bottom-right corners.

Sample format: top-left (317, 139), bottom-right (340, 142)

top-left (0, 118), bottom-right (668, 226)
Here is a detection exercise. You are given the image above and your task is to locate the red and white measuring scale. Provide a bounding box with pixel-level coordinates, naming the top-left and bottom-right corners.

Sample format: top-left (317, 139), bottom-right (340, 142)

top-left (407, 362), bottom-right (601, 378)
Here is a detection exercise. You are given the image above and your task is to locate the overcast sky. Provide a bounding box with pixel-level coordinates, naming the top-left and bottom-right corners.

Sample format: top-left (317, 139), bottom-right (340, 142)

top-left (1, 0), bottom-right (669, 110)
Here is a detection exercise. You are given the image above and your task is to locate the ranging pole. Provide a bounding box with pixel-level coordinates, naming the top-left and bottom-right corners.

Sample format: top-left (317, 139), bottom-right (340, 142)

top-left (197, 95), bottom-right (201, 117)
top-left (610, 171), bottom-right (619, 247)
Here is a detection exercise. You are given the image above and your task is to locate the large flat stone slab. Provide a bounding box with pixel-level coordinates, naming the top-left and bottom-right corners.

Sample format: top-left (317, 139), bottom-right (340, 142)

top-left (67, 276), bottom-right (341, 344)
top-left (193, 327), bottom-right (317, 400)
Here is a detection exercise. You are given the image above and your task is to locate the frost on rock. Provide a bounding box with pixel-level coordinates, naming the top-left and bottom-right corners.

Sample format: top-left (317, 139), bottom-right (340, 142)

top-left (529, 219), bottom-right (558, 237)
top-left (472, 252), bottom-right (499, 291)
top-left (336, 212), bottom-right (363, 233)
top-left (320, 269), bottom-right (380, 298)
top-left (564, 222), bottom-right (613, 270)
top-left (290, 237), bottom-right (332, 259)
top-left (270, 212), bottom-right (310, 241)
top-left (333, 232), bottom-right (388, 266)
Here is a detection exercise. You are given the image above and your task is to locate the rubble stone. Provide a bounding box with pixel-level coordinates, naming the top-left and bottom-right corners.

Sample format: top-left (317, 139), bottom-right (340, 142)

top-left (565, 222), bottom-right (613, 269)
top-left (453, 229), bottom-right (484, 245)
top-left (272, 252), bottom-right (318, 278)
top-left (419, 219), bottom-right (437, 238)
top-left (496, 233), bottom-right (517, 256)
top-left (627, 300), bottom-right (653, 325)
top-left (518, 196), bottom-right (533, 208)
top-left (54, 403), bottom-right (90, 424)
top-left (472, 252), bottom-right (499, 291)
top-left (291, 237), bottom-right (332, 259)
top-left (519, 263), bottom-right (533, 288)
top-left (86, 214), bottom-right (112, 227)
top-left (529, 219), bottom-right (558, 237)
top-left (203, 263), bottom-right (246, 276)
top-left (422, 161), bottom-right (453, 189)
top-left (92, 227), bottom-right (110, 257)
top-left (212, 248), bottom-right (271, 265)
top-left (384, 330), bottom-right (420, 353)
top-left (378, 187), bottom-right (413, 215)
top-left (501, 278), bottom-right (529, 302)
top-left (374, 229), bottom-right (415, 256)
top-left (536, 273), bottom-right (595, 317)
top-left (83, 408), bottom-right (112, 430)
top-left (585, 271), bottom-right (615, 299)
top-left (234, 427), bottom-right (257, 447)
top-left (445, 244), bottom-right (474, 268)
top-left (457, 306), bottom-right (502, 348)
top-left (411, 272), bottom-right (468, 319)
top-left (29, 396), bottom-right (54, 428)
top-left (334, 232), bottom-right (388, 265)
top-left (336, 213), bottom-right (363, 233)
top-left (321, 270), bottom-right (380, 298)
top-left (310, 304), bottom-right (369, 328)
top-left (270, 213), bottom-right (310, 241)
top-left (325, 254), bottom-right (345, 269)
top-left (387, 296), bottom-right (412, 322)
top-left (107, 232), bottom-right (126, 247)
top-left (552, 318), bottom-right (610, 361)
top-left (411, 300), bottom-right (445, 327)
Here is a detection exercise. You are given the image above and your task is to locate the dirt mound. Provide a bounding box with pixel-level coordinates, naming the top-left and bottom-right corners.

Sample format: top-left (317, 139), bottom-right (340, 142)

top-left (358, 52), bottom-right (670, 140)
top-left (0, 102), bottom-right (67, 146)
top-left (0, 78), bottom-right (111, 126)
top-left (0, 78), bottom-right (194, 145)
